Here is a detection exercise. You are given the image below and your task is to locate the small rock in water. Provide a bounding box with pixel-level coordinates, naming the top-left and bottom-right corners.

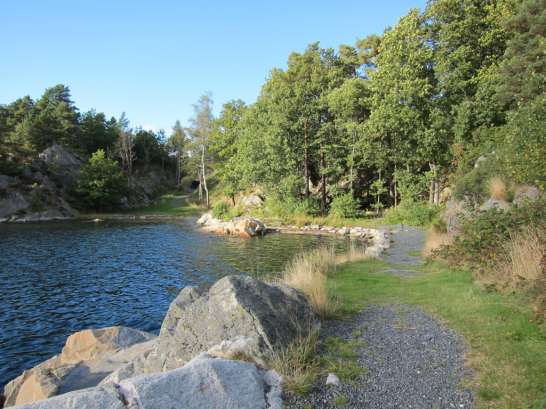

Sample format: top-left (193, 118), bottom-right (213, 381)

top-left (325, 373), bottom-right (340, 387)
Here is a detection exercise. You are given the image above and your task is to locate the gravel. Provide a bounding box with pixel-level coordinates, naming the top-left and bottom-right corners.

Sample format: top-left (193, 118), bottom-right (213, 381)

top-left (284, 226), bottom-right (474, 408)
top-left (284, 305), bottom-right (474, 409)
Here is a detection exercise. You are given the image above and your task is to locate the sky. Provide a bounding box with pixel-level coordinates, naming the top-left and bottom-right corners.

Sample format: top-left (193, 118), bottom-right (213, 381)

top-left (1, 0), bottom-right (426, 133)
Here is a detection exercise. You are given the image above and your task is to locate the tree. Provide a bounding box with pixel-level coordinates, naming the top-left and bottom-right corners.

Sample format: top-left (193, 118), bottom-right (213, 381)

top-left (75, 149), bottom-right (125, 210)
top-left (188, 93), bottom-right (214, 207)
top-left (116, 112), bottom-right (135, 178)
top-left (168, 120), bottom-right (187, 186)
top-left (79, 110), bottom-right (117, 155)
top-left (28, 84), bottom-right (80, 150)
top-left (365, 9), bottom-right (435, 205)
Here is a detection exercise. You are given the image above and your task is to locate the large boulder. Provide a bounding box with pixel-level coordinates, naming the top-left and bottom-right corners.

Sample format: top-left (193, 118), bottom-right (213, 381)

top-left (197, 213), bottom-right (266, 238)
top-left (3, 327), bottom-right (155, 407)
top-left (0, 192), bottom-right (29, 220)
top-left (108, 275), bottom-right (316, 381)
top-left (480, 197), bottom-right (511, 211)
top-left (513, 185), bottom-right (541, 205)
top-left (118, 354), bottom-right (281, 409)
top-left (8, 385), bottom-right (124, 409)
top-left (10, 355), bottom-right (282, 409)
top-left (38, 144), bottom-right (82, 190)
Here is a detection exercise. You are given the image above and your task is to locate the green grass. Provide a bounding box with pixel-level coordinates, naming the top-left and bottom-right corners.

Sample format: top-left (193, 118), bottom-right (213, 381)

top-left (329, 259), bottom-right (546, 409)
top-left (84, 193), bottom-right (204, 218)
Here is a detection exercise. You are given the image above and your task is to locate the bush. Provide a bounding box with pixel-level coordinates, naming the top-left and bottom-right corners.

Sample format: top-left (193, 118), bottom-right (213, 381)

top-left (383, 200), bottom-right (441, 226)
top-left (75, 149), bottom-right (126, 210)
top-left (439, 199), bottom-right (546, 271)
top-left (211, 201), bottom-right (243, 221)
top-left (452, 156), bottom-right (505, 203)
top-left (329, 193), bottom-right (359, 219)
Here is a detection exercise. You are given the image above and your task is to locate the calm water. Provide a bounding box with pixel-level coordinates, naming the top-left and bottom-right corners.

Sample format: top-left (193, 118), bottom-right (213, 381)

top-left (0, 219), bottom-right (358, 389)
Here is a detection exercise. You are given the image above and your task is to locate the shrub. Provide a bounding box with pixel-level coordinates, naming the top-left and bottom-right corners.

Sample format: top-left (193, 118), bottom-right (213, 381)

top-left (438, 199), bottom-right (545, 271)
top-left (75, 149), bottom-right (126, 210)
top-left (452, 156), bottom-right (505, 203)
top-left (488, 177), bottom-right (507, 201)
top-left (383, 200), bottom-right (441, 227)
top-left (422, 226), bottom-right (454, 258)
top-left (329, 193), bottom-right (359, 219)
top-left (212, 201), bottom-right (230, 219)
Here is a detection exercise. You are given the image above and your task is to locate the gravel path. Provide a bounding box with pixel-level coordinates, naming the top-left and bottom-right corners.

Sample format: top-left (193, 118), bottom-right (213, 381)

top-left (284, 305), bottom-right (473, 409)
top-left (284, 226), bottom-right (474, 409)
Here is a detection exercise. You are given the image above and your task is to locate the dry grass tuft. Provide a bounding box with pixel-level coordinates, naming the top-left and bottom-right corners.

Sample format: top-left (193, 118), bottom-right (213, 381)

top-left (488, 177), bottom-right (507, 200)
top-left (502, 226), bottom-right (544, 289)
top-left (422, 227), bottom-right (454, 258)
top-left (267, 330), bottom-right (320, 395)
top-left (282, 247), bottom-right (338, 318)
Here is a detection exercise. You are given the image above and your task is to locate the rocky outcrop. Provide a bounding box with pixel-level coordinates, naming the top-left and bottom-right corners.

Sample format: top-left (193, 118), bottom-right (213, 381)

top-left (106, 275), bottom-right (316, 381)
top-left (0, 145), bottom-right (82, 223)
top-left (10, 355), bottom-right (282, 409)
top-left (513, 185), bottom-right (540, 205)
top-left (5, 275), bottom-right (315, 407)
top-left (3, 327), bottom-right (155, 407)
top-left (197, 213), bottom-right (266, 238)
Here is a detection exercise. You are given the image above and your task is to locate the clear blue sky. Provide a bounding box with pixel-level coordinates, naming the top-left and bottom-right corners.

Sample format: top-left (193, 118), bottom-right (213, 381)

top-left (1, 0), bottom-right (426, 133)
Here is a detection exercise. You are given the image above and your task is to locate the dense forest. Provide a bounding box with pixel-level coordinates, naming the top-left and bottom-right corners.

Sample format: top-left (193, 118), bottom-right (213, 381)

top-left (204, 0), bottom-right (544, 218)
top-left (0, 0), bottom-right (544, 215)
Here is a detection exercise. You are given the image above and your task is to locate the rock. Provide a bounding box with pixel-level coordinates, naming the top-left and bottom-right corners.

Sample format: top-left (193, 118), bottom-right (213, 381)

top-left (443, 198), bottom-right (472, 235)
top-left (239, 193), bottom-right (264, 209)
top-left (0, 175), bottom-right (14, 190)
top-left (326, 373), bottom-right (341, 387)
top-left (3, 327), bottom-right (155, 407)
top-left (198, 213), bottom-right (266, 238)
top-left (134, 275), bottom-right (316, 376)
top-left (513, 185), bottom-right (540, 205)
top-left (8, 385), bottom-right (124, 409)
top-left (38, 145), bottom-right (82, 190)
top-left (59, 326), bottom-right (154, 365)
top-left (0, 192), bottom-right (30, 219)
top-left (337, 227), bottom-right (350, 235)
top-left (38, 145), bottom-right (82, 170)
top-left (230, 217), bottom-right (266, 238)
top-left (206, 336), bottom-right (265, 366)
top-left (480, 197), bottom-right (510, 211)
top-left (118, 354), bottom-right (280, 409)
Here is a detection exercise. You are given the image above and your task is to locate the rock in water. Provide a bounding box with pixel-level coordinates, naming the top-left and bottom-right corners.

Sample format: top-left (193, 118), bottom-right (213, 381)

top-left (8, 386), bottom-right (124, 409)
top-left (197, 213), bottom-right (266, 237)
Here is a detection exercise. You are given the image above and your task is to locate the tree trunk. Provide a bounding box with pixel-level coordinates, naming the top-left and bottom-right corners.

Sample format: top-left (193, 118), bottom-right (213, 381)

top-left (303, 118), bottom-right (310, 197)
top-left (201, 144), bottom-right (209, 208)
top-left (320, 146), bottom-right (327, 216)
top-left (198, 168), bottom-right (203, 202)
top-left (350, 127), bottom-right (356, 195)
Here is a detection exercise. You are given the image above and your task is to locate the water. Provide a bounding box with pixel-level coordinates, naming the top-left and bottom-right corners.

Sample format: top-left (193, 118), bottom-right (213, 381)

top-left (0, 218), bottom-right (358, 389)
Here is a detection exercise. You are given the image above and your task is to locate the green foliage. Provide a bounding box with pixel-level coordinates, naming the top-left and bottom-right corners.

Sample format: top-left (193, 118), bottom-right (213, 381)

top-left (453, 156), bottom-right (504, 203)
top-left (439, 199), bottom-right (546, 269)
top-left (75, 149), bottom-right (126, 210)
top-left (329, 193), bottom-right (359, 218)
top-left (383, 200), bottom-right (441, 226)
top-left (212, 201), bottom-right (231, 220)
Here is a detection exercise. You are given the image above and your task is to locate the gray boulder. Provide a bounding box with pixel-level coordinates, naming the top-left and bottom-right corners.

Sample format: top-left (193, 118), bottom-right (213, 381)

top-left (10, 355), bottom-right (283, 409)
top-left (9, 385), bottom-right (124, 409)
top-left (38, 144), bottom-right (82, 189)
top-left (480, 197), bottom-right (511, 211)
top-left (114, 275), bottom-right (316, 380)
top-left (118, 354), bottom-right (281, 409)
top-left (0, 192), bottom-right (29, 220)
top-left (514, 185), bottom-right (540, 205)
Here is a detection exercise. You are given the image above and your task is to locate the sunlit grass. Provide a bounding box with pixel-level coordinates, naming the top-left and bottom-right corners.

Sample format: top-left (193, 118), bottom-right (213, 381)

top-left (330, 259), bottom-right (546, 409)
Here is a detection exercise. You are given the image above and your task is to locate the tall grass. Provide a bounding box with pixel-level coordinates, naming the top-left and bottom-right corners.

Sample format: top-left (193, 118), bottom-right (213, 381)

top-left (500, 226), bottom-right (544, 289)
top-left (488, 177), bottom-right (507, 200)
top-left (282, 244), bottom-right (371, 318)
top-left (422, 227), bottom-right (454, 258)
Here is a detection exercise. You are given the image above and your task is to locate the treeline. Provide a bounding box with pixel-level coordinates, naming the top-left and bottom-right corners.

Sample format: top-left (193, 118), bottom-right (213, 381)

top-left (207, 0), bottom-right (544, 215)
top-left (0, 84), bottom-right (180, 172)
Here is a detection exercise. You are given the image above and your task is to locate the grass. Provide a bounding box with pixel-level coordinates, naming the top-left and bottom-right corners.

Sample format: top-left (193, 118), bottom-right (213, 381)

top-left (126, 193), bottom-right (203, 216)
top-left (329, 258), bottom-right (546, 409)
top-left (488, 176), bottom-right (508, 201)
top-left (422, 227), bottom-right (454, 258)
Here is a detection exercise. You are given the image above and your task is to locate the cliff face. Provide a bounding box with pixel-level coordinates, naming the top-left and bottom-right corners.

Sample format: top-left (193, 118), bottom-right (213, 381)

top-left (0, 145), bottom-right (174, 222)
top-left (0, 145), bottom-right (81, 222)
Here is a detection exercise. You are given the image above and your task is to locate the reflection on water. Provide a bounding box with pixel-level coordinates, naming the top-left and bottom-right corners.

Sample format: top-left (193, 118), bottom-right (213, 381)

top-left (0, 218), bottom-right (360, 389)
